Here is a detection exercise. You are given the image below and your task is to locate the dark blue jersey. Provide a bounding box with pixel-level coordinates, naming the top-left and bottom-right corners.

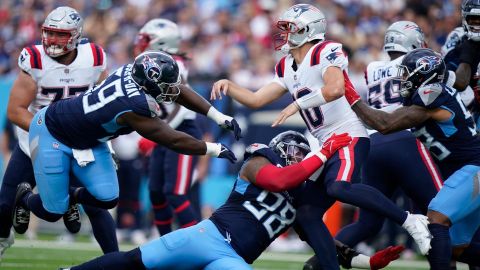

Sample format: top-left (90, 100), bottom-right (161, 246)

top-left (405, 83), bottom-right (480, 176)
top-left (45, 64), bottom-right (162, 149)
top-left (209, 144), bottom-right (299, 264)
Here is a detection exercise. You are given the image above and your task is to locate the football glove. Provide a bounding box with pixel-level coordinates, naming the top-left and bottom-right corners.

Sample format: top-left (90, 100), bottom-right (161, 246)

top-left (370, 245), bottom-right (405, 270)
top-left (218, 143), bottom-right (237, 163)
top-left (344, 74), bottom-right (361, 106)
top-left (220, 118), bottom-right (242, 140)
top-left (316, 133), bottom-right (352, 162)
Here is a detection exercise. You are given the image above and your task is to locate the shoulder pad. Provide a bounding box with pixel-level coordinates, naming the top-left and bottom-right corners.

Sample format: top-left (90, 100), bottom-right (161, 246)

top-left (310, 40), bottom-right (336, 66)
top-left (442, 27), bottom-right (465, 56)
top-left (417, 83), bottom-right (444, 106)
top-left (88, 43), bottom-right (105, 67)
top-left (19, 45), bottom-right (43, 72)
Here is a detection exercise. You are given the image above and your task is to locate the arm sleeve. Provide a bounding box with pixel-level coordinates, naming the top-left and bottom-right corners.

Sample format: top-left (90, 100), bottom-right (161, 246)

top-left (255, 155), bottom-right (324, 192)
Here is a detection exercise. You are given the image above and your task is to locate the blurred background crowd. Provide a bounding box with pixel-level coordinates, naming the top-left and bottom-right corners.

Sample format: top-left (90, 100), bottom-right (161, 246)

top-left (0, 0), bottom-right (464, 257)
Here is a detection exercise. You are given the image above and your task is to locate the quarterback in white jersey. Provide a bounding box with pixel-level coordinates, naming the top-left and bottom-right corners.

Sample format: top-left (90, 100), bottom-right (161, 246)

top-left (271, 40), bottom-right (367, 141)
top-left (211, 4), bottom-right (433, 268)
top-left (0, 6), bottom-right (117, 261)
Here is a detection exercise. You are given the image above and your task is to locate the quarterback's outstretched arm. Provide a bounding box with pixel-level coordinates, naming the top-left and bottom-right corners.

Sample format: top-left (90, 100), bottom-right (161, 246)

top-left (211, 80), bottom-right (287, 109)
top-left (7, 71), bottom-right (37, 131)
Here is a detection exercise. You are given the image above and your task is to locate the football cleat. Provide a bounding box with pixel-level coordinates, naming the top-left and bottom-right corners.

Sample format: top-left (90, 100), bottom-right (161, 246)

top-left (402, 212), bottom-right (432, 255)
top-left (12, 182), bottom-right (32, 234)
top-left (63, 201), bottom-right (81, 234)
top-left (0, 229), bottom-right (14, 262)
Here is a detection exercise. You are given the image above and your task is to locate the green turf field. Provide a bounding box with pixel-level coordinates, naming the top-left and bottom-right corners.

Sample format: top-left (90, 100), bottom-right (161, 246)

top-left (0, 239), bottom-right (469, 270)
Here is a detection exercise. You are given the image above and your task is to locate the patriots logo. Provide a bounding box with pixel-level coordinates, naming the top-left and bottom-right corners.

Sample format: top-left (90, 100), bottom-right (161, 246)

top-left (142, 55), bottom-right (162, 82)
top-left (69, 12), bottom-right (81, 23)
top-left (326, 51), bottom-right (342, 63)
top-left (291, 4), bottom-right (318, 18)
top-left (404, 24), bottom-right (423, 34)
top-left (416, 56), bottom-right (442, 74)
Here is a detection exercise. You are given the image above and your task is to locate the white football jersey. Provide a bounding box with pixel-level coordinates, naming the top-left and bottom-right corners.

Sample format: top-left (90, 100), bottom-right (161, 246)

top-left (272, 41), bottom-right (368, 142)
top-left (159, 57), bottom-right (196, 129)
top-left (365, 56), bottom-right (404, 109)
top-left (16, 41), bottom-right (107, 155)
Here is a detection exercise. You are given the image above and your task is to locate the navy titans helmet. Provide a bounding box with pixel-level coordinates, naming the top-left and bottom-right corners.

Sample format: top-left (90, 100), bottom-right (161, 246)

top-left (462, 0), bottom-right (480, 41)
top-left (269, 131), bottom-right (311, 165)
top-left (397, 48), bottom-right (446, 98)
top-left (132, 51), bottom-right (180, 104)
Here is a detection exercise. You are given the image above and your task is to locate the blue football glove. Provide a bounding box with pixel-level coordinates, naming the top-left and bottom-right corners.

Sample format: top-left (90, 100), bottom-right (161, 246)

top-left (218, 144), bottom-right (237, 163)
top-left (220, 119), bottom-right (242, 140)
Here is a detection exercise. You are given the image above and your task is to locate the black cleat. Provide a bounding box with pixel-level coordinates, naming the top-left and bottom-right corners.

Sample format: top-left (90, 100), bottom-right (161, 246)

top-left (12, 182), bottom-right (32, 234)
top-left (63, 201), bottom-right (81, 234)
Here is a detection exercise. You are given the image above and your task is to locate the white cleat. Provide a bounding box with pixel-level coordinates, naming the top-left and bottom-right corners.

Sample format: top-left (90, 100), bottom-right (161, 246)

top-left (402, 212), bottom-right (432, 255)
top-left (0, 229), bottom-right (14, 262)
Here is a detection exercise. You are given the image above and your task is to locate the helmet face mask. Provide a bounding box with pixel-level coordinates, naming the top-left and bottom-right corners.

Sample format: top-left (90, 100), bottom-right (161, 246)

top-left (462, 0), bottom-right (480, 41)
top-left (269, 131), bottom-right (311, 166)
top-left (274, 4), bottom-right (327, 52)
top-left (42, 7), bottom-right (83, 57)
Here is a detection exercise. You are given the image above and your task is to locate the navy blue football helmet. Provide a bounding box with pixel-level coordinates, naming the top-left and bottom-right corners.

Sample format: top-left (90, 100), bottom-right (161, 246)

top-left (397, 48), bottom-right (446, 98)
top-left (462, 0), bottom-right (480, 41)
top-left (132, 51), bottom-right (180, 103)
top-left (269, 131), bottom-right (311, 165)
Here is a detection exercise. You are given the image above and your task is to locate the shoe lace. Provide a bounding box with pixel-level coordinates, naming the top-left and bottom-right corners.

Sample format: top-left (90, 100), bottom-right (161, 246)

top-left (65, 205), bottom-right (79, 222)
top-left (15, 208), bottom-right (29, 224)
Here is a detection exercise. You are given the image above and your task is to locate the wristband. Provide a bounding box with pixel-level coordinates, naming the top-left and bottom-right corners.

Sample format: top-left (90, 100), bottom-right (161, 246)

top-left (314, 152), bottom-right (327, 163)
top-left (295, 88), bottom-right (327, 110)
top-left (207, 106), bottom-right (233, 125)
top-left (351, 254), bottom-right (370, 269)
top-left (205, 142), bottom-right (221, 157)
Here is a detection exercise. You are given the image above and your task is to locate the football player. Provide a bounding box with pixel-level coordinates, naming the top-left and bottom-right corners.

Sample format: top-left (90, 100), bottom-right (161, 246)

top-left (0, 6), bottom-right (118, 260)
top-left (135, 19), bottom-right (204, 235)
top-left (345, 48), bottom-right (480, 269)
top-left (11, 51), bottom-right (240, 241)
top-left (211, 3), bottom-right (432, 265)
top-left (334, 20), bottom-right (442, 253)
top-left (442, 0), bottom-right (480, 127)
top-left (57, 131), bottom-right (403, 270)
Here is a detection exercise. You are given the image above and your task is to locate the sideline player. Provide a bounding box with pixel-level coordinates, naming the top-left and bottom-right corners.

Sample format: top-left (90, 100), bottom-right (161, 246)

top-left (134, 19), bottom-right (203, 235)
top-left (57, 131), bottom-right (403, 270)
top-left (0, 6), bottom-right (118, 260)
top-left (344, 48), bottom-right (480, 269)
top-left (11, 51), bottom-right (240, 238)
top-left (211, 4), bottom-right (432, 265)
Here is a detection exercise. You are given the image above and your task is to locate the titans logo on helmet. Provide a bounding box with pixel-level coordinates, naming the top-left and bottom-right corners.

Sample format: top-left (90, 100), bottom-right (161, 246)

top-left (416, 56), bottom-right (442, 74)
top-left (142, 55), bottom-right (162, 83)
